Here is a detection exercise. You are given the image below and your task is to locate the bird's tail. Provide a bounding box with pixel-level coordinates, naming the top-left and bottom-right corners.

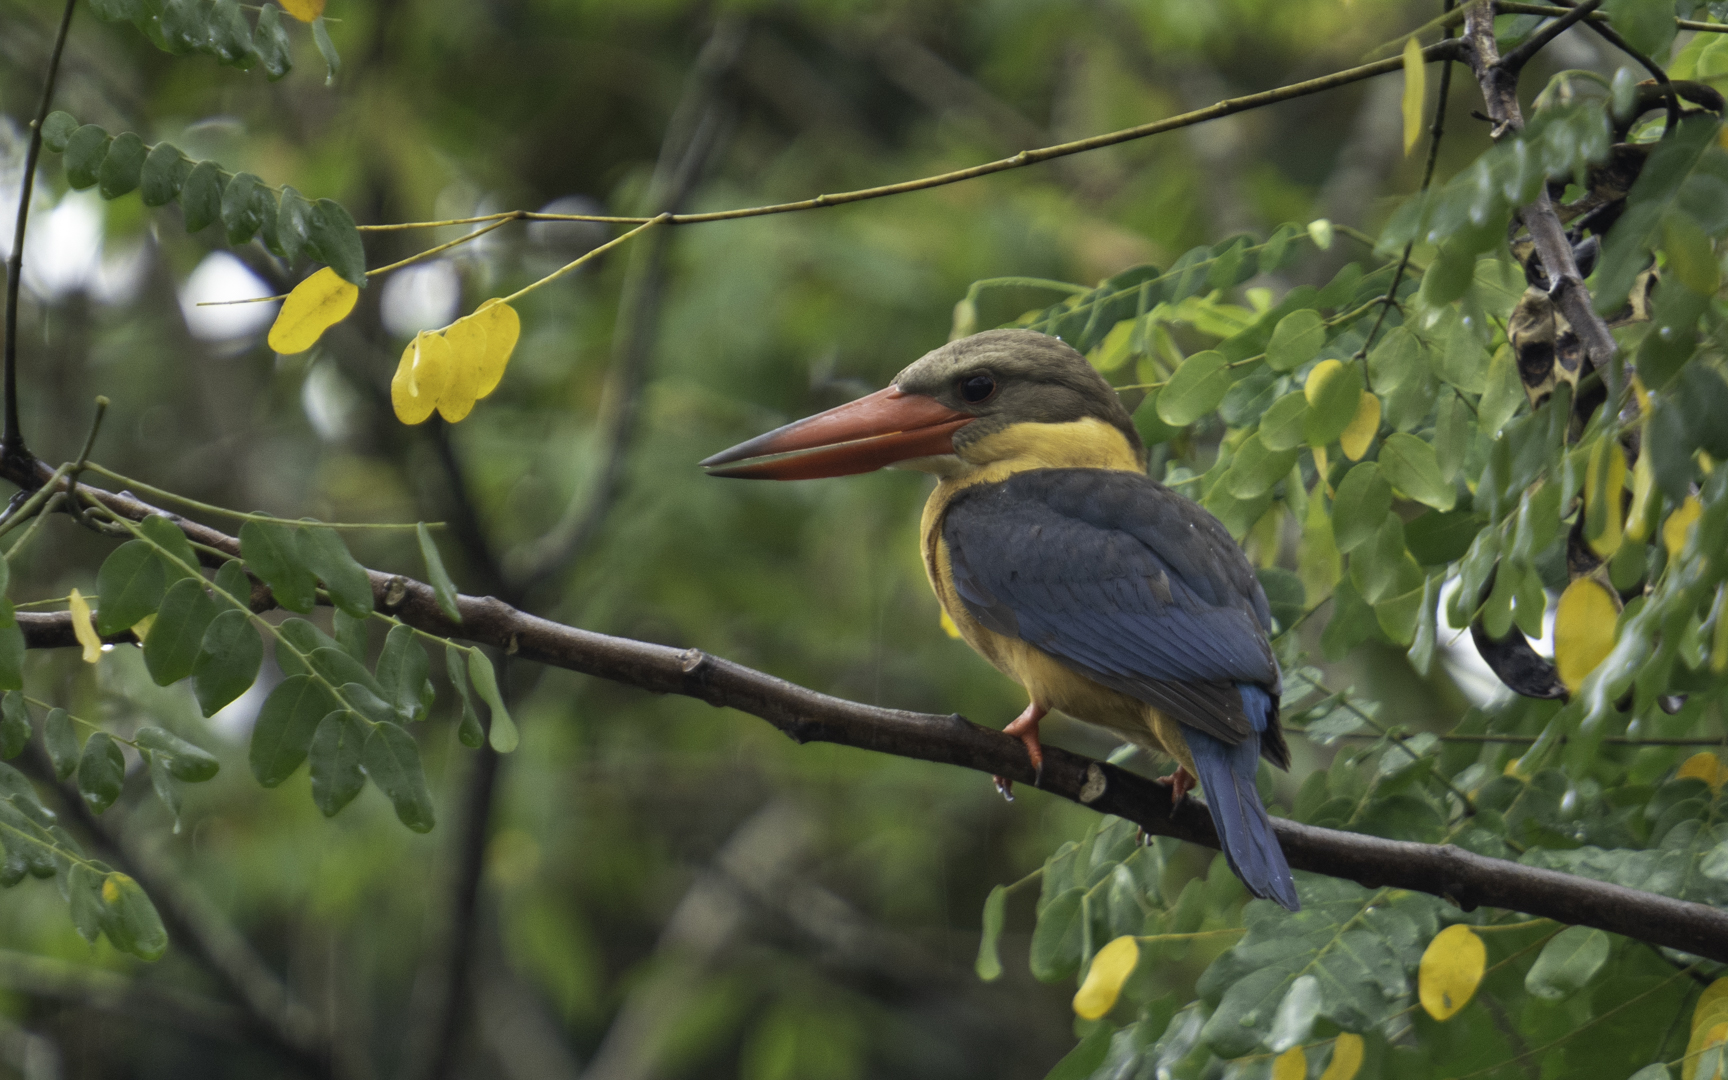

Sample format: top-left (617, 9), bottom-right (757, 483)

top-left (1180, 685), bottom-right (1299, 911)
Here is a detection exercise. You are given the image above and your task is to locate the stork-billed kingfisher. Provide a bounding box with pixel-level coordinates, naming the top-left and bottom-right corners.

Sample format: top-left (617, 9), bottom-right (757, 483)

top-left (702, 329), bottom-right (1299, 910)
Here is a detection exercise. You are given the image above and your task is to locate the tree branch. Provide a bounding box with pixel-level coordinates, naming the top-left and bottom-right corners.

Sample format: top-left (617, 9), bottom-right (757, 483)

top-left (1461, 1), bottom-right (1624, 402)
top-left (11, 467), bottom-right (1728, 964)
top-left (2, 0), bottom-right (74, 461)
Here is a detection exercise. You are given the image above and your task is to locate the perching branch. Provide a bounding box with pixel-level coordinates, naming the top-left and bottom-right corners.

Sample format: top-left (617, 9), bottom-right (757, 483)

top-left (2, 0), bottom-right (75, 460)
top-left (13, 466), bottom-right (1728, 965)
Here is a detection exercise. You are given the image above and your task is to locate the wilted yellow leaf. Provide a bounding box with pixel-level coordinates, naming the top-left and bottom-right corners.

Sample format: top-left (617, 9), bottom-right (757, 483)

top-left (472, 299), bottom-right (520, 398)
top-left (1554, 578), bottom-right (1619, 694)
top-left (1679, 752), bottom-right (1728, 792)
top-left (267, 267), bottom-right (358, 355)
top-left (1626, 444), bottom-right (1656, 542)
top-left (1418, 924), bottom-right (1484, 1021)
top-left (69, 588), bottom-right (101, 664)
top-left (939, 609), bottom-right (962, 639)
top-left (1320, 1033), bottom-right (1365, 1080)
top-left (1695, 978), bottom-right (1728, 1035)
top-left (1686, 1018), bottom-right (1728, 1080)
top-left (1072, 936), bottom-right (1139, 1020)
top-left (1666, 496), bottom-right (1703, 562)
top-left (130, 613), bottom-right (154, 643)
top-left (1584, 437), bottom-right (1626, 559)
top-left (278, 0), bottom-right (324, 22)
top-left (1340, 391), bottom-right (1381, 461)
top-left (1272, 1047), bottom-right (1307, 1080)
top-left (1401, 37), bottom-right (1427, 155)
top-left (435, 316), bottom-right (490, 423)
top-left (391, 331), bottom-right (454, 425)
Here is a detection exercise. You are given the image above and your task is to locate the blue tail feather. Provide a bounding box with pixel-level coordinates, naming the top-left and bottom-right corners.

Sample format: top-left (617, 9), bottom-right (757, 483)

top-left (1179, 684), bottom-right (1299, 911)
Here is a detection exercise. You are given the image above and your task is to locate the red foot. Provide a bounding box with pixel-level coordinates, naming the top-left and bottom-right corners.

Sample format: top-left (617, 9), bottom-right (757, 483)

top-left (1156, 766), bottom-right (1196, 806)
top-left (992, 701), bottom-right (1049, 800)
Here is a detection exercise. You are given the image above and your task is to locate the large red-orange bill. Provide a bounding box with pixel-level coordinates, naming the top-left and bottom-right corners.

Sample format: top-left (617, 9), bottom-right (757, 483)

top-left (702, 387), bottom-right (972, 479)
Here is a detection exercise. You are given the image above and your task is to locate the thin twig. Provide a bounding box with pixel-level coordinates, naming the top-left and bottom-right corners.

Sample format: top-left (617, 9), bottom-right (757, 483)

top-left (2, 0), bottom-right (76, 461)
top-left (1358, 0), bottom-right (1460, 371)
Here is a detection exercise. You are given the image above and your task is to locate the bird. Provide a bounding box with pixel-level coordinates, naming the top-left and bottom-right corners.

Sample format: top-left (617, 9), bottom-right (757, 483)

top-left (701, 328), bottom-right (1299, 910)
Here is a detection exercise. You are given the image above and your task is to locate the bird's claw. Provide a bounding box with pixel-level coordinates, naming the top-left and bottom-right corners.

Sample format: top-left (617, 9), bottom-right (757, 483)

top-left (1156, 766), bottom-right (1196, 806)
top-left (994, 776), bottom-right (1015, 802)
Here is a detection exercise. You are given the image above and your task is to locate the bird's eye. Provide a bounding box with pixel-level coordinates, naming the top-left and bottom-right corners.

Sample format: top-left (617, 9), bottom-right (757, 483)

top-left (960, 373), bottom-right (996, 404)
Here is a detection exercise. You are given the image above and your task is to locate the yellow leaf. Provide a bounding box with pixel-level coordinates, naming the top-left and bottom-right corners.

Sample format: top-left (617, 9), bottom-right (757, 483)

top-left (435, 316), bottom-right (490, 423)
top-left (1584, 437), bottom-right (1626, 559)
top-left (101, 873), bottom-right (123, 905)
top-left (1402, 37), bottom-right (1427, 155)
top-left (1306, 359), bottom-right (1344, 406)
top-left (1418, 924), bottom-right (1484, 1021)
top-left (391, 331), bottom-right (454, 425)
top-left (472, 299), bottom-right (520, 398)
top-left (1320, 1033), bottom-right (1365, 1080)
top-left (939, 609), bottom-right (962, 639)
top-left (1072, 936), bottom-right (1139, 1020)
top-left (1554, 579), bottom-right (1619, 694)
top-left (1686, 1019), bottom-right (1728, 1080)
top-left (1340, 391), bottom-right (1381, 461)
top-left (69, 588), bottom-right (102, 664)
top-left (1273, 1046), bottom-right (1307, 1080)
top-left (1626, 444), bottom-right (1656, 542)
top-left (1679, 752), bottom-right (1728, 792)
top-left (278, 0), bottom-right (324, 22)
top-left (267, 267), bottom-right (358, 355)
top-left (1695, 979), bottom-right (1728, 1035)
top-left (130, 613), bottom-right (154, 644)
top-left (1666, 496), bottom-right (1703, 563)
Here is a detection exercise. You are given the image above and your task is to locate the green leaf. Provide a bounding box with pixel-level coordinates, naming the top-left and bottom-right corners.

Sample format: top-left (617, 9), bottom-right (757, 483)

top-left (95, 540), bottom-right (167, 636)
top-left (1268, 973), bottom-right (1322, 1052)
top-left (447, 643), bottom-right (483, 748)
top-left (312, 15), bottom-right (341, 82)
top-left (376, 624), bottom-right (431, 721)
top-left (44, 708), bottom-right (79, 780)
top-left (77, 732), bottom-right (126, 814)
top-left (1259, 391), bottom-right (1308, 452)
top-left (1406, 510), bottom-right (1487, 565)
top-left (253, 4), bottom-right (293, 79)
top-left (1258, 567), bottom-right (1306, 630)
top-left (1368, 326), bottom-right (1422, 393)
top-left (239, 520), bottom-right (317, 613)
top-left (68, 863), bottom-right (104, 943)
top-left (208, 0), bottom-right (254, 65)
top-left (1157, 351), bottom-right (1232, 426)
top-left (1029, 886), bottom-right (1085, 982)
top-left (975, 884), bottom-right (1007, 981)
top-left (297, 525), bottom-right (373, 617)
top-left (1661, 211), bottom-right (1720, 295)
top-left (418, 523), bottom-right (462, 623)
top-left (0, 693), bottom-right (27, 760)
top-left (1524, 925), bottom-right (1610, 1001)
top-left (145, 577), bottom-right (219, 686)
top-left (1332, 463), bottom-right (1393, 553)
top-left (132, 727), bottom-right (219, 782)
top-left (192, 609), bottom-right (262, 716)
top-left (250, 674), bottom-right (337, 786)
top-left (1436, 316), bottom-right (1488, 395)
top-left (363, 722), bottom-right (435, 832)
top-left (1266, 309), bottom-right (1326, 372)
top-left (139, 514), bottom-right (199, 579)
top-left (40, 111), bottom-right (78, 154)
top-left (63, 124), bottom-right (112, 190)
top-left (213, 559), bottom-right (250, 607)
top-left (100, 872), bottom-right (168, 961)
top-left (180, 161), bottom-right (224, 233)
top-left (307, 198), bottom-right (366, 285)
top-left (137, 142), bottom-right (188, 207)
top-left (1478, 344), bottom-right (1523, 436)
top-left (1637, 280), bottom-right (1709, 391)
top-left (467, 649), bottom-right (518, 752)
top-left (309, 710), bottom-right (367, 816)
top-left (265, 186), bottom-right (313, 262)
top-left (1380, 433), bottom-right (1456, 510)
top-left (220, 171), bottom-right (266, 246)
top-left (1597, 117), bottom-right (1718, 313)
top-left (1225, 434), bottom-right (1300, 499)
top-left (334, 609), bottom-right (369, 663)
top-left (98, 131), bottom-right (148, 199)
top-left (1042, 1026), bottom-right (1114, 1080)
top-left (1604, 0), bottom-right (1677, 60)
top-left (1302, 359), bottom-right (1364, 447)
top-left (0, 609), bottom-right (22, 694)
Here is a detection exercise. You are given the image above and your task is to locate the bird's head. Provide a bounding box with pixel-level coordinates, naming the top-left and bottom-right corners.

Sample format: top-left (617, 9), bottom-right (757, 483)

top-left (701, 329), bottom-right (1143, 479)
